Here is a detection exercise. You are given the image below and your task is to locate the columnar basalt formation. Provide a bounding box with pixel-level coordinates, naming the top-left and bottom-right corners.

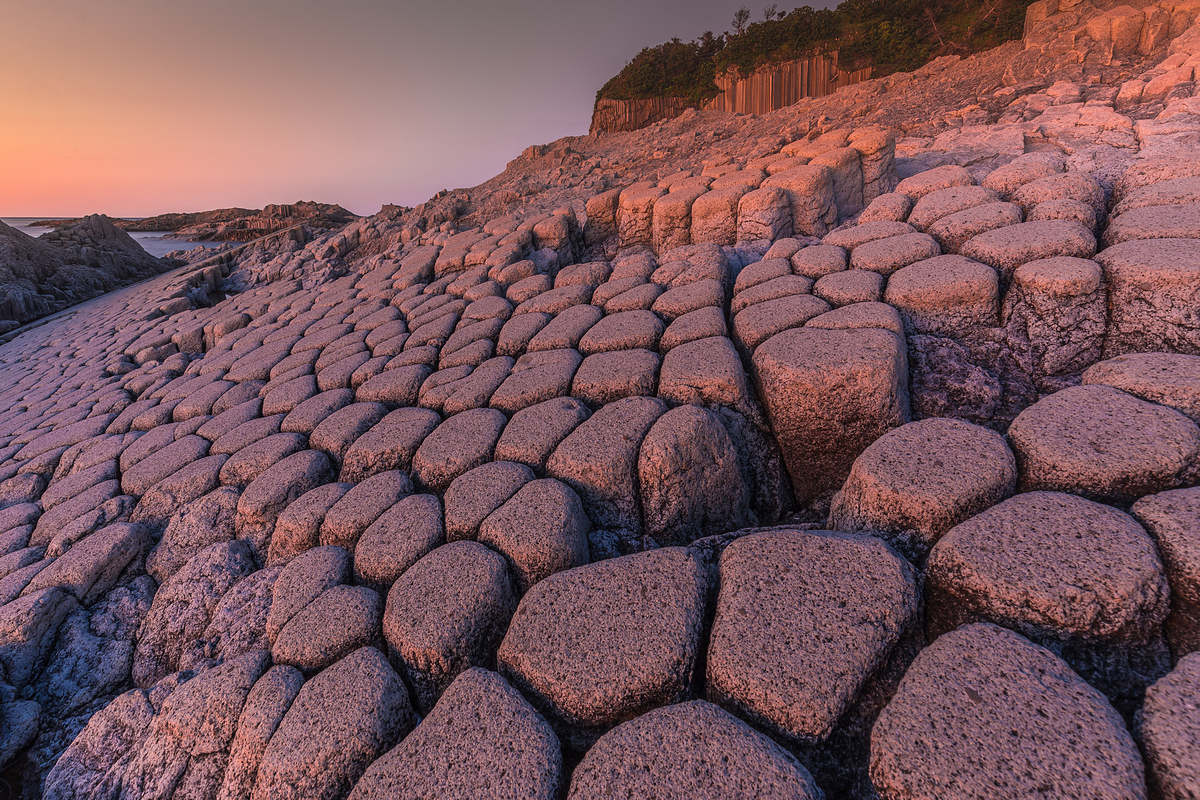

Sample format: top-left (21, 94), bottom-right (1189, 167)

top-left (1, 5), bottom-right (1199, 799)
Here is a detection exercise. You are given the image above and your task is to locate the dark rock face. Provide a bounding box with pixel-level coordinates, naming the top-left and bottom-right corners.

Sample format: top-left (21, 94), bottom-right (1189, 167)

top-left (0, 216), bottom-right (168, 325)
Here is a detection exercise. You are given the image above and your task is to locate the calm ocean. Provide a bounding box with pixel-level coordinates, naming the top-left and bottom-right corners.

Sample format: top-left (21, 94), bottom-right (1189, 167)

top-left (1, 217), bottom-right (223, 259)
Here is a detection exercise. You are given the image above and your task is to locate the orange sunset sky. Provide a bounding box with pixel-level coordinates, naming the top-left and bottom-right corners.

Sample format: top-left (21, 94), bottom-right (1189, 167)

top-left (2, 0), bottom-right (774, 218)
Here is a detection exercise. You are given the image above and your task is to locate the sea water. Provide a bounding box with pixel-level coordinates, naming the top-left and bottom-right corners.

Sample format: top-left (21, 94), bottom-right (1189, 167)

top-left (1, 217), bottom-right (224, 259)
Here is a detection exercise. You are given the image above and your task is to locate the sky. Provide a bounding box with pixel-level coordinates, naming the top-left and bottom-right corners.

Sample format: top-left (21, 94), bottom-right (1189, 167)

top-left (1, 0), bottom-right (823, 218)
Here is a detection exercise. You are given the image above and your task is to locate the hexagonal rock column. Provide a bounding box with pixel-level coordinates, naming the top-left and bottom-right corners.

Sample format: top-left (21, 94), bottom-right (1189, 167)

top-left (883, 255), bottom-right (999, 337)
top-left (1006, 385), bottom-right (1200, 504)
top-left (383, 542), bottom-right (518, 714)
top-left (870, 623), bottom-right (1147, 800)
top-left (1132, 487), bottom-right (1200, 659)
top-left (828, 417), bottom-right (1016, 563)
top-left (1138, 653), bottom-right (1200, 800)
top-left (546, 396), bottom-right (667, 535)
top-left (477, 478), bottom-right (589, 595)
top-left (752, 327), bottom-right (909, 506)
top-left (707, 530), bottom-right (917, 750)
top-left (926, 491), bottom-right (1170, 712)
top-left (637, 405), bottom-right (752, 546)
top-left (1084, 353), bottom-right (1200, 425)
top-left (1000, 257), bottom-right (1106, 392)
top-left (1096, 238), bottom-right (1200, 357)
top-left (348, 668), bottom-right (561, 800)
top-left (762, 165), bottom-right (837, 237)
top-left (496, 547), bottom-right (707, 752)
top-left (235, 450), bottom-right (336, 562)
top-left (250, 647), bottom-right (415, 800)
top-left (568, 700), bottom-right (822, 800)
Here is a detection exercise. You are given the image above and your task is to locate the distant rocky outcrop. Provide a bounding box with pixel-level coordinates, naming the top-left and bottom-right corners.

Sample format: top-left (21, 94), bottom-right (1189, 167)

top-left (0, 214), bottom-right (169, 325)
top-left (168, 201), bottom-right (358, 242)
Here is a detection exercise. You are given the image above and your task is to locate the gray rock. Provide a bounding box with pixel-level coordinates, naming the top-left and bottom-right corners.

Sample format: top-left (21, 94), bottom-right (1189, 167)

top-left (828, 418), bottom-right (1016, 562)
top-left (546, 396), bottom-right (667, 534)
top-left (752, 327), bottom-right (909, 506)
top-left (1138, 653), bottom-right (1200, 800)
top-left (869, 623), bottom-right (1147, 800)
top-left (318, 470), bottom-right (413, 551)
top-left (354, 493), bottom-right (444, 592)
top-left (1095, 238), bottom-right (1200, 357)
top-left (412, 408), bottom-right (507, 492)
top-left (250, 647), bottom-right (414, 800)
top-left (708, 529), bottom-right (917, 743)
top-left (1132, 488), bottom-right (1200, 659)
top-left (478, 478), bottom-right (590, 595)
top-left (146, 486), bottom-right (240, 585)
top-left (219, 432), bottom-right (307, 487)
top-left (0, 587), bottom-right (80, 689)
top-left (339, 407), bottom-right (440, 483)
top-left (347, 667), bottom-right (561, 800)
top-left (22, 522), bottom-right (150, 606)
top-left (568, 700), bottom-right (822, 800)
top-left (272, 584), bottom-right (382, 674)
top-left (884, 255), bottom-right (998, 336)
top-left (1007, 385), bottom-right (1200, 503)
top-left (497, 547), bottom-right (706, 751)
top-left (265, 545), bottom-right (351, 642)
top-left (132, 540), bottom-right (257, 688)
top-left (235, 450), bottom-right (336, 559)
top-left (493, 396), bottom-right (590, 473)
top-left (637, 405), bottom-right (752, 545)
top-left (383, 542), bottom-right (518, 713)
top-left (309, 402), bottom-right (387, 463)
top-left (444, 461), bottom-right (535, 542)
top-left (959, 220), bottom-right (1096, 283)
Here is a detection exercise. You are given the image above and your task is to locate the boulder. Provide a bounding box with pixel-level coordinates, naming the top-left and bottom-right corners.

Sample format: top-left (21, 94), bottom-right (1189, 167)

top-left (927, 491), bottom-right (1169, 709)
top-left (637, 405), bottom-right (752, 545)
top-left (444, 460), bottom-right (535, 542)
top-left (339, 407), bottom-right (440, 483)
top-left (493, 396), bottom-right (590, 473)
top-left (497, 547), bottom-right (707, 751)
top-left (567, 700), bottom-right (822, 800)
top-left (1138, 653), bottom-right (1200, 800)
top-left (546, 396), bottom-right (667, 534)
top-left (708, 529), bottom-right (918, 743)
top-left (272, 585), bottom-right (382, 673)
top-left (478, 478), bottom-right (590, 594)
top-left (752, 327), bottom-right (909, 505)
top-left (250, 647), bottom-right (414, 800)
top-left (870, 623), bottom-right (1146, 800)
top-left (828, 418), bottom-right (1016, 562)
top-left (383, 542), bottom-right (518, 713)
top-left (1132, 488), bottom-right (1200, 658)
top-left (1084, 353), bottom-right (1200, 424)
top-left (347, 668), bottom-right (561, 800)
top-left (411, 408), bottom-right (507, 492)
top-left (1007, 385), bottom-right (1200, 503)
top-left (354, 493), bottom-right (444, 592)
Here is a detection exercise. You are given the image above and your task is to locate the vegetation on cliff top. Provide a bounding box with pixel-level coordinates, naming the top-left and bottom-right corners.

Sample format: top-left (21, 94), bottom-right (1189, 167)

top-left (597, 0), bottom-right (1032, 104)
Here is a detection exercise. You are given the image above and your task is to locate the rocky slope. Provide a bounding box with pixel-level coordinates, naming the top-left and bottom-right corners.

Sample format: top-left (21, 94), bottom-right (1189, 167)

top-left (0, 1), bottom-right (1199, 798)
top-left (0, 215), bottom-right (169, 326)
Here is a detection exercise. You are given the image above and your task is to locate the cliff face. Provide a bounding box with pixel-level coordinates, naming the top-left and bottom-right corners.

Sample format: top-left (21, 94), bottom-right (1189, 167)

top-left (590, 52), bottom-right (872, 134)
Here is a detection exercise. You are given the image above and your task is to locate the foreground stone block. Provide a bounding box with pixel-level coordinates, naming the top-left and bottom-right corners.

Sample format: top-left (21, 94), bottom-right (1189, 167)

top-left (349, 668), bottom-right (561, 800)
top-left (829, 418), bottom-right (1016, 562)
top-left (1007, 385), bottom-right (1200, 503)
top-left (568, 700), bottom-right (822, 800)
top-left (708, 529), bottom-right (918, 743)
top-left (927, 491), bottom-right (1169, 707)
top-left (752, 327), bottom-right (909, 505)
top-left (1138, 653), bottom-right (1200, 800)
top-left (251, 647), bottom-right (414, 800)
top-left (497, 547), bottom-right (706, 750)
top-left (870, 623), bottom-right (1147, 800)
top-left (1133, 488), bottom-right (1200, 659)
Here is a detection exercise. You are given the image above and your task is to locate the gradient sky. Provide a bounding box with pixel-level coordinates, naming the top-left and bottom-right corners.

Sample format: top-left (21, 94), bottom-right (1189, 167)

top-left (1, 0), bottom-right (829, 218)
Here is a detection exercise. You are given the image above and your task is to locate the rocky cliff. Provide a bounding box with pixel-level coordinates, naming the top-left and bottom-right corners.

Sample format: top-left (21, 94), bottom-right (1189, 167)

top-left (591, 52), bottom-right (873, 134)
